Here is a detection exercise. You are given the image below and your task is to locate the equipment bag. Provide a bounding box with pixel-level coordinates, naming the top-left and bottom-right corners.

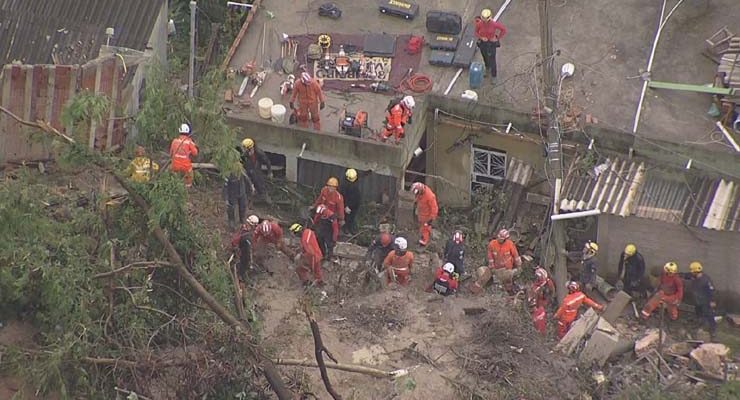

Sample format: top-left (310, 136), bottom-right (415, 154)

top-left (405, 35), bottom-right (424, 55)
top-left (426, 11), bottom-right (462, 35)
top-left (307, 44), bottom-right (322, 60)
top-left (428, 34), bottom-right (459, 51)
top-left (428, 50), bottom-right (455, 67)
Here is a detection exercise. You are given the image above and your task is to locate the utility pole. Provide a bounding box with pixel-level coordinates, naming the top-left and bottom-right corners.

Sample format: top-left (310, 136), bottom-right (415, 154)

top-left (188, 1), bottom-right (197, 99)
top-left (538, 0), bottom-right (568, 302)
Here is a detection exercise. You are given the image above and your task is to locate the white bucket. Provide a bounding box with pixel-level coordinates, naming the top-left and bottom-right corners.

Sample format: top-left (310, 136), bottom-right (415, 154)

top-left (271, 104), bottom-right (287, 123)
top-left (258, 97), bottom-right (273, 119)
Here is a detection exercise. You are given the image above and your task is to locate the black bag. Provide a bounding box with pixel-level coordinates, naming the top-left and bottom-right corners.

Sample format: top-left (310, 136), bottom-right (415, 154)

top-left (452, 23), bottom-right (477, 67)
top-left (318, 3), bottom-right (342, 19)
top-left (426, 11), bottom-right (462, 35)
top-left (429, 50), bottom-right (455, 67)
top-left (428, 34), bottom-right (459, 51)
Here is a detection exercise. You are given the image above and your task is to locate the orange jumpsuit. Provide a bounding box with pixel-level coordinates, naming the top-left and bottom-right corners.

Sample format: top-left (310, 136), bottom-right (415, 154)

top-left (641, 272), bottom-right (684, 321)
top-left (381, 103), bottom-right (412, 143)
top-left (313, 186), bottom-right (346, 223)
top-left (290, 79), bottom-right (325, 130)
top-left (554, 291), bottom-right (603, 339)
top-left (383, 250), bottom-right (414, 286)
top-left (528, 277), bottom-right (555, 335)
top-left (297, 228), bottom-right (323, 285)
top-left (169, 134), bottom-right (198, 187)
top-left (253, 222), bottom-right (284, 247)
top-left (414, 186), bottom-right (438, 246)
top-left (486, 239), bottom-right (522, 292)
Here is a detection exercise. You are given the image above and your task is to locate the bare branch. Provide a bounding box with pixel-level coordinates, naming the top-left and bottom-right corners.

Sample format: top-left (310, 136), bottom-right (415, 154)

top-left (92, 261), bottom-right (175, 279)
top-left (0, 105), bottom-right (76, 144)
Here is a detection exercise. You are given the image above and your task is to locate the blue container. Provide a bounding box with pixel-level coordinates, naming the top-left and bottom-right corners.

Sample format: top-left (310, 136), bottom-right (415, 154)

top-left (469, 61), bottom-right (484, 89)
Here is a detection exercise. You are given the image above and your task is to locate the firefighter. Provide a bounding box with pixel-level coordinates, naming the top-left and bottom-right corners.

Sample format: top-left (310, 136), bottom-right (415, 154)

top-left (580, 241), bottom-right (599, 292)
top-left (474, 8), bottom-right (507, 79)
top-left (471, 229), bottom-right (522, 294)
top-left (443, 230), bottom-right (465, 275)
top-left (313, 177), bottom-right (345, 225)
top-left (252, 219), bottom-right (292, 269)
top-left (528, 267), bottom-right (555, 335)
top-left (229, 215), bottom-right (260, 283)
top-left (411, 182), bottom-right (438, 246)
top-left (169, 123), bottom-right (198, 187)
top-left (223, 162), bottom-right (252, 229)
top-left (617, 244), bottom-right (646, 298)
top-left (239, 138), bottom-right (272, 204)
top-left (680, 262), bottom-right (717, 339)
top-left (430, 263), bottom-right (459, 296)
top-left (641, 262), bottom-right (684, 322)
top-left (383, 237), bottom-right (414, 286)
top-left (290, 223), bottom-right (324, 287)
top-left (554, 281), bottom-right (604, 339)
top-left (366, 232), bottom-right (395, 271)
top-left (339, 168), bottom-right (361, 234)
top-left (289, 72), bottom-right (325, 130)
top-left (312, 204), bottom-right (339, 259)
top-left (381, 96), bottom-right (415, 144)
top-left (126, 145), bottom-right (160, 183)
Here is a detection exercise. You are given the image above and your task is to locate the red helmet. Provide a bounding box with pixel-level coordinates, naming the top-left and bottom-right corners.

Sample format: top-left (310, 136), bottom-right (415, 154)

top-left (567, 281), bottom-right (580, 293)
top-left (496, 229), bottom-right (510, 241)
top-left (380, 232), bottom-right (392, 247)
top-left (411, 182), bottom-right (425, 195)
top-left (260, 221), bottom-right (271, 234)
top-left (452, 231), bottom-right (464, 244)
top-left (534, 267), bottom-right (548, 282)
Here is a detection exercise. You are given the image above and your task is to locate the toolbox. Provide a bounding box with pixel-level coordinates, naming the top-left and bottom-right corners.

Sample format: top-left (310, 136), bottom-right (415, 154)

top-left (378, 0), bottom-right (419, 20)
top-left (428, 34), bottom-right (459, 51)
top-left (428, 50), bottom-right (455, 67)
top-left (363, 33), bottom-right (397, 57)
top-left (425, 11), bottom-right (462, 35)
top-left (452, 23), bottom-right (477, 67)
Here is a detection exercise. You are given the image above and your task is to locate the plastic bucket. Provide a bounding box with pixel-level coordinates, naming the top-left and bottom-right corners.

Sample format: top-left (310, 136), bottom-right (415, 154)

top-left (258, 97), bottom-right (273, 119)
top-left (271, 104), bottom-right (287, 123)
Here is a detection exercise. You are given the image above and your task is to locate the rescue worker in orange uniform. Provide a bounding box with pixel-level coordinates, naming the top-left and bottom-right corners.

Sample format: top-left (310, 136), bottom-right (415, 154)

top-left (383, 237), bottom-right (414, 286)
top-left (313, 177), bottom-right (345, 225)
top-left (381, 96), bottom-right (415, 144)
top-left (169, 123), bottom-right (198, 187)
top-left (312, 204), bottom-right (339, 258)
top-left (554, 281), bottom-right (604, 339)
top-left (411, 182), bottom-right (438, 247)
top-left (230, 215), bottom-right (260, 283)
top-left (290, 72), bottom-right (325, 130)
top-left (527, 267), bottom-right (555, 335)
top-left (641, 262), bottom-right (684, 321)
top-left (429, 262), bottom-right (459, 296)
top-left (126, 145), bottom-right (160, 183)
top-left (472, 229), bottom-right (522, 294)
top-left (252, 219), bottom-right (292, 270)
top-left (367, 232), bottom-right (395, 271)
top-left (290, 223), bottom-right (324, 287)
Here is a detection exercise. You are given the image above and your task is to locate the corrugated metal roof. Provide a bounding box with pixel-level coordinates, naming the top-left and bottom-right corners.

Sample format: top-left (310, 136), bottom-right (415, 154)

top-left (0, 0), bottom-right (162, 65)
top-left (506, 157), bottom-right (533, 186)
top-left (559, 158), bottom-right (740, 232)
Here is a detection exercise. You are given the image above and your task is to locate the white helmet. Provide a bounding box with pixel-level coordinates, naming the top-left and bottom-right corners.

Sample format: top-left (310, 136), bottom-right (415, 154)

top-left (260, 221), bottom-right (271, 234)
top-left (179, 123), bottom-right (191, 134)
top-left (443, 263), bottom-right (455, 274)
top-left (315, 204), bottom-right (327, 215)
top-left (401, 95), bottom-right (415, 109)
top-left (246, 215), bottom-right (259, 225)
top-left (394, 237), bottom-right (408, 251)
top-left (411, 182), bottom-right (425, 195)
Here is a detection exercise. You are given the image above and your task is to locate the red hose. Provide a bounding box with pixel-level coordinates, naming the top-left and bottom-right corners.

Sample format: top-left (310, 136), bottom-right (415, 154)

top-left (399, 73), bottom-right (433, 93)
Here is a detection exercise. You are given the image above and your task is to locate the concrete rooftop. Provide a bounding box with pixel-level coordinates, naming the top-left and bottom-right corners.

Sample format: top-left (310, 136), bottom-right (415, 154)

top-left (225, 0), bottom-right (740, 156)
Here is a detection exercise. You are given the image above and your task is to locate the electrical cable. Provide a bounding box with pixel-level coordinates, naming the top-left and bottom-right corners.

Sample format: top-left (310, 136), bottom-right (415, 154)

top-left (399, 73), bottom-right (433, 94)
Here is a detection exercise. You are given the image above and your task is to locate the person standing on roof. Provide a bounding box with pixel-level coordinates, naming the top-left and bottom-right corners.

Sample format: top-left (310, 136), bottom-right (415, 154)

top-left (339, 168), bottom-right (361, 234)
top-left (554, 281), bottom-right (604, 339)
top-left (443, 230), bottom-right (465, 276)
top-left (126, 145), bottom-right (159, 183)
top-left (223, 161), bottom-right (252, 229)
top-left (381, 96), bottom-right (415, 144)
top-left (290, 72), bottom-right (325, 130)
top-left (680, 262), bottom-right (717, 340)
top-left (312, 204), bottom-right (339, 259)
top-left (290, 223), bottom-right (324, 287)
top-left (641, 262), bottom-right (684, 322)
top-left (239, 138), bottom-right (272, 204)
top-left (411, 182), bottom-right (438, 247)
top-left (169, 123), bottom-right (198, 187)
top-left (383, 237), bottom-right (414, 286)
top-left (580, 241), bottom-right (599, 292)
top-left (474, 8), bottom-right (507, 80)
top-left (617, 244), bottom-right (646, 298)
top-left (471, 229), bottom-right (522, 295)
top-left (313, 177), bottom-right (345, 226)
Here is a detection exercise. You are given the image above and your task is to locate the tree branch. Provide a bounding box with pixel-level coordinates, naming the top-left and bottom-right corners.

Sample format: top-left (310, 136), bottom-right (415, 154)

top-left (304, 306), bottom-right (342, 400)
top-left (92, 261), bottom-right (174, 279)
top-left (0, 105), bottom-right (76, 144)
top-left (273, 358), bottom-right (408, 379)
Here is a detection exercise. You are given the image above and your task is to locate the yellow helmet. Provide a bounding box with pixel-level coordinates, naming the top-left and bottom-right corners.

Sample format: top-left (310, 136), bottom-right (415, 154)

top-left (663, 262), bottom-right (678, 274)
top-left (326, 177), bottom-right (339, 187)
top-left (241, 138), bottom-right (255, 150)
top-left (289, 223), bottom-right (303, 234)
top-left (345, 168), bottom-right (357, 182)
top-left (624, 244), bottom-right (637, 256)
top-left (318, 34), bottom-right (331, 49)
top-left (481, 8), bottom-right (492, 20)
top-left (585, 241), bottom-right (599, 254)
top-left (689, 261), bottom-right (703, 273)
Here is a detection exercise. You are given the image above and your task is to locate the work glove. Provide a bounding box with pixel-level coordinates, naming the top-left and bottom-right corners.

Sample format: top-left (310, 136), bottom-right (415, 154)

top-left (345, 206), bottom-right (351, 214)
top-left (289, 102), bottom-right (295, 110)
top-left (320, 102), bottom-right (326, 110)
top-left (452, 272), bottom-right (460, 281)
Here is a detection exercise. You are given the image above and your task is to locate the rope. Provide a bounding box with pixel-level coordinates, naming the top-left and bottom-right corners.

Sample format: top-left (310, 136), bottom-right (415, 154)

top-left (399, 73), bottom-right (433, 93)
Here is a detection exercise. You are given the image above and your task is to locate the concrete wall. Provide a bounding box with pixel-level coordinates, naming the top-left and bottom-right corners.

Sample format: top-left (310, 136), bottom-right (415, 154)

top-left (597, 215), bottom-right (740, 311)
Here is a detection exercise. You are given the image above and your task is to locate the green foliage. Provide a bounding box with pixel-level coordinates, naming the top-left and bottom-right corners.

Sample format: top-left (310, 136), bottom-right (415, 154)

top-left (60, 91), bottom-right (111, 143)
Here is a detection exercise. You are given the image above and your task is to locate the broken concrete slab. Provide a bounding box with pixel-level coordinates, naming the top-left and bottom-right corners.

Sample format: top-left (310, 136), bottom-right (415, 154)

top-left (556, 308), bottom-right (599, 356)
top-left (601, 290), bottom-right (632, 324)
top-left (727, 313), bottom-right (740, 327)
top-left (690, 343), bottom-right (731, 377)
top-left (634, 328), bottom-right (666, 357)
top-left (580, 317), bottom-right (621, 367)
top-left (668, 342), bottom-right (694, 356)
top-left (334, 242), bottom-right (368, 260)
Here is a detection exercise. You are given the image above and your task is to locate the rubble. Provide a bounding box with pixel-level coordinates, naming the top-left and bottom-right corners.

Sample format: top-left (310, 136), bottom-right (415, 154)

top-left (579, 317), bottom-right (621, 367)
top-left (634, 328), bottom-right (666, 357)
top-left (555, 308), bottom-right (599, 356)
top-left (727, 313), bottom-right (740, 327)
top-left (601, 291), bottom-right (632, 323)
top-left (689, 343), bottom-right (731, 377)
top-left (667, 341), bottom-right (694, 356)
top-left (334, 242), bottom-right (367, 260)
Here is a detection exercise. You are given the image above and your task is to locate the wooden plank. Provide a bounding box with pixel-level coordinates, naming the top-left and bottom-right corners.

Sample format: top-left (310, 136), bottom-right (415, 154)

top-left (221, 0), bottom-right (263, 70)
top-left (648, 80), bottom-right (735, 95)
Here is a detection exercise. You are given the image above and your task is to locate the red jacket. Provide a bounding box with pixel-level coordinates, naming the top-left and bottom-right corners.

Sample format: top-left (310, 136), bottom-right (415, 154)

top-left (487, 239), bottom-right (521, 269)
top-left (300, 228), bottom-right (322, 261)
top-left (433, 267), bottom-right (459, 291)
top-left (529, 277), bottom-right (555, 308)
top-left (170, 135), bottom-right (198, 169)
top-left (474, 17), bottom-right (507, 41)
top-left (554, 291), bottom-right (603, 323)
top-left (253, 222), bottom-right (283, 246)
top-left (313, 187), bottom-right (345, 221)
top-left (658, 272), bottom-right (684, 300)
top-left (415, 186), bottom-right (438, 223)
top-left (312, 208), bottom-right (339, 242)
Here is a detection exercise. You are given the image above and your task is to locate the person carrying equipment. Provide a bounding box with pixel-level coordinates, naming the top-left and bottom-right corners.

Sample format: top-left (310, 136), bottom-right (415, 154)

top-left (443, 230), bottom-right (465, 275)
top-left (290, 72), bottom-right (326, 130)
top-left (239, 138), bottom-right (272, 204)
top-left (290, 223), bottom-right (324, 287)
top-left (554, 281), bottom-right (604, 339)
top-left (617, 243), bottom-right (646, 298)
top-left (383, 237), bottom-right (414, 286)
top-left (169, 123), bottom-right (198, 187)
top-left (126, 145), bottom-right (159, 183)
top-left (411, 182), bottom-right (438, 246)
top-left (471, 229), bottom-right (522, 294)
top-left (312, 204), bottom-right (339, 258)
top-left (641, 262), bottom-right (684, 321)
top-left (381, 96), bottom-right (415, 144)
top-left (313, 177), bottom-right (346, 225)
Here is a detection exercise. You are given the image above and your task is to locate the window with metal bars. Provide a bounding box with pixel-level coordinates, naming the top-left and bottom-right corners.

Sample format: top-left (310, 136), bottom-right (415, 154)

top-left (471, 145), bottom-right (506, 186)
